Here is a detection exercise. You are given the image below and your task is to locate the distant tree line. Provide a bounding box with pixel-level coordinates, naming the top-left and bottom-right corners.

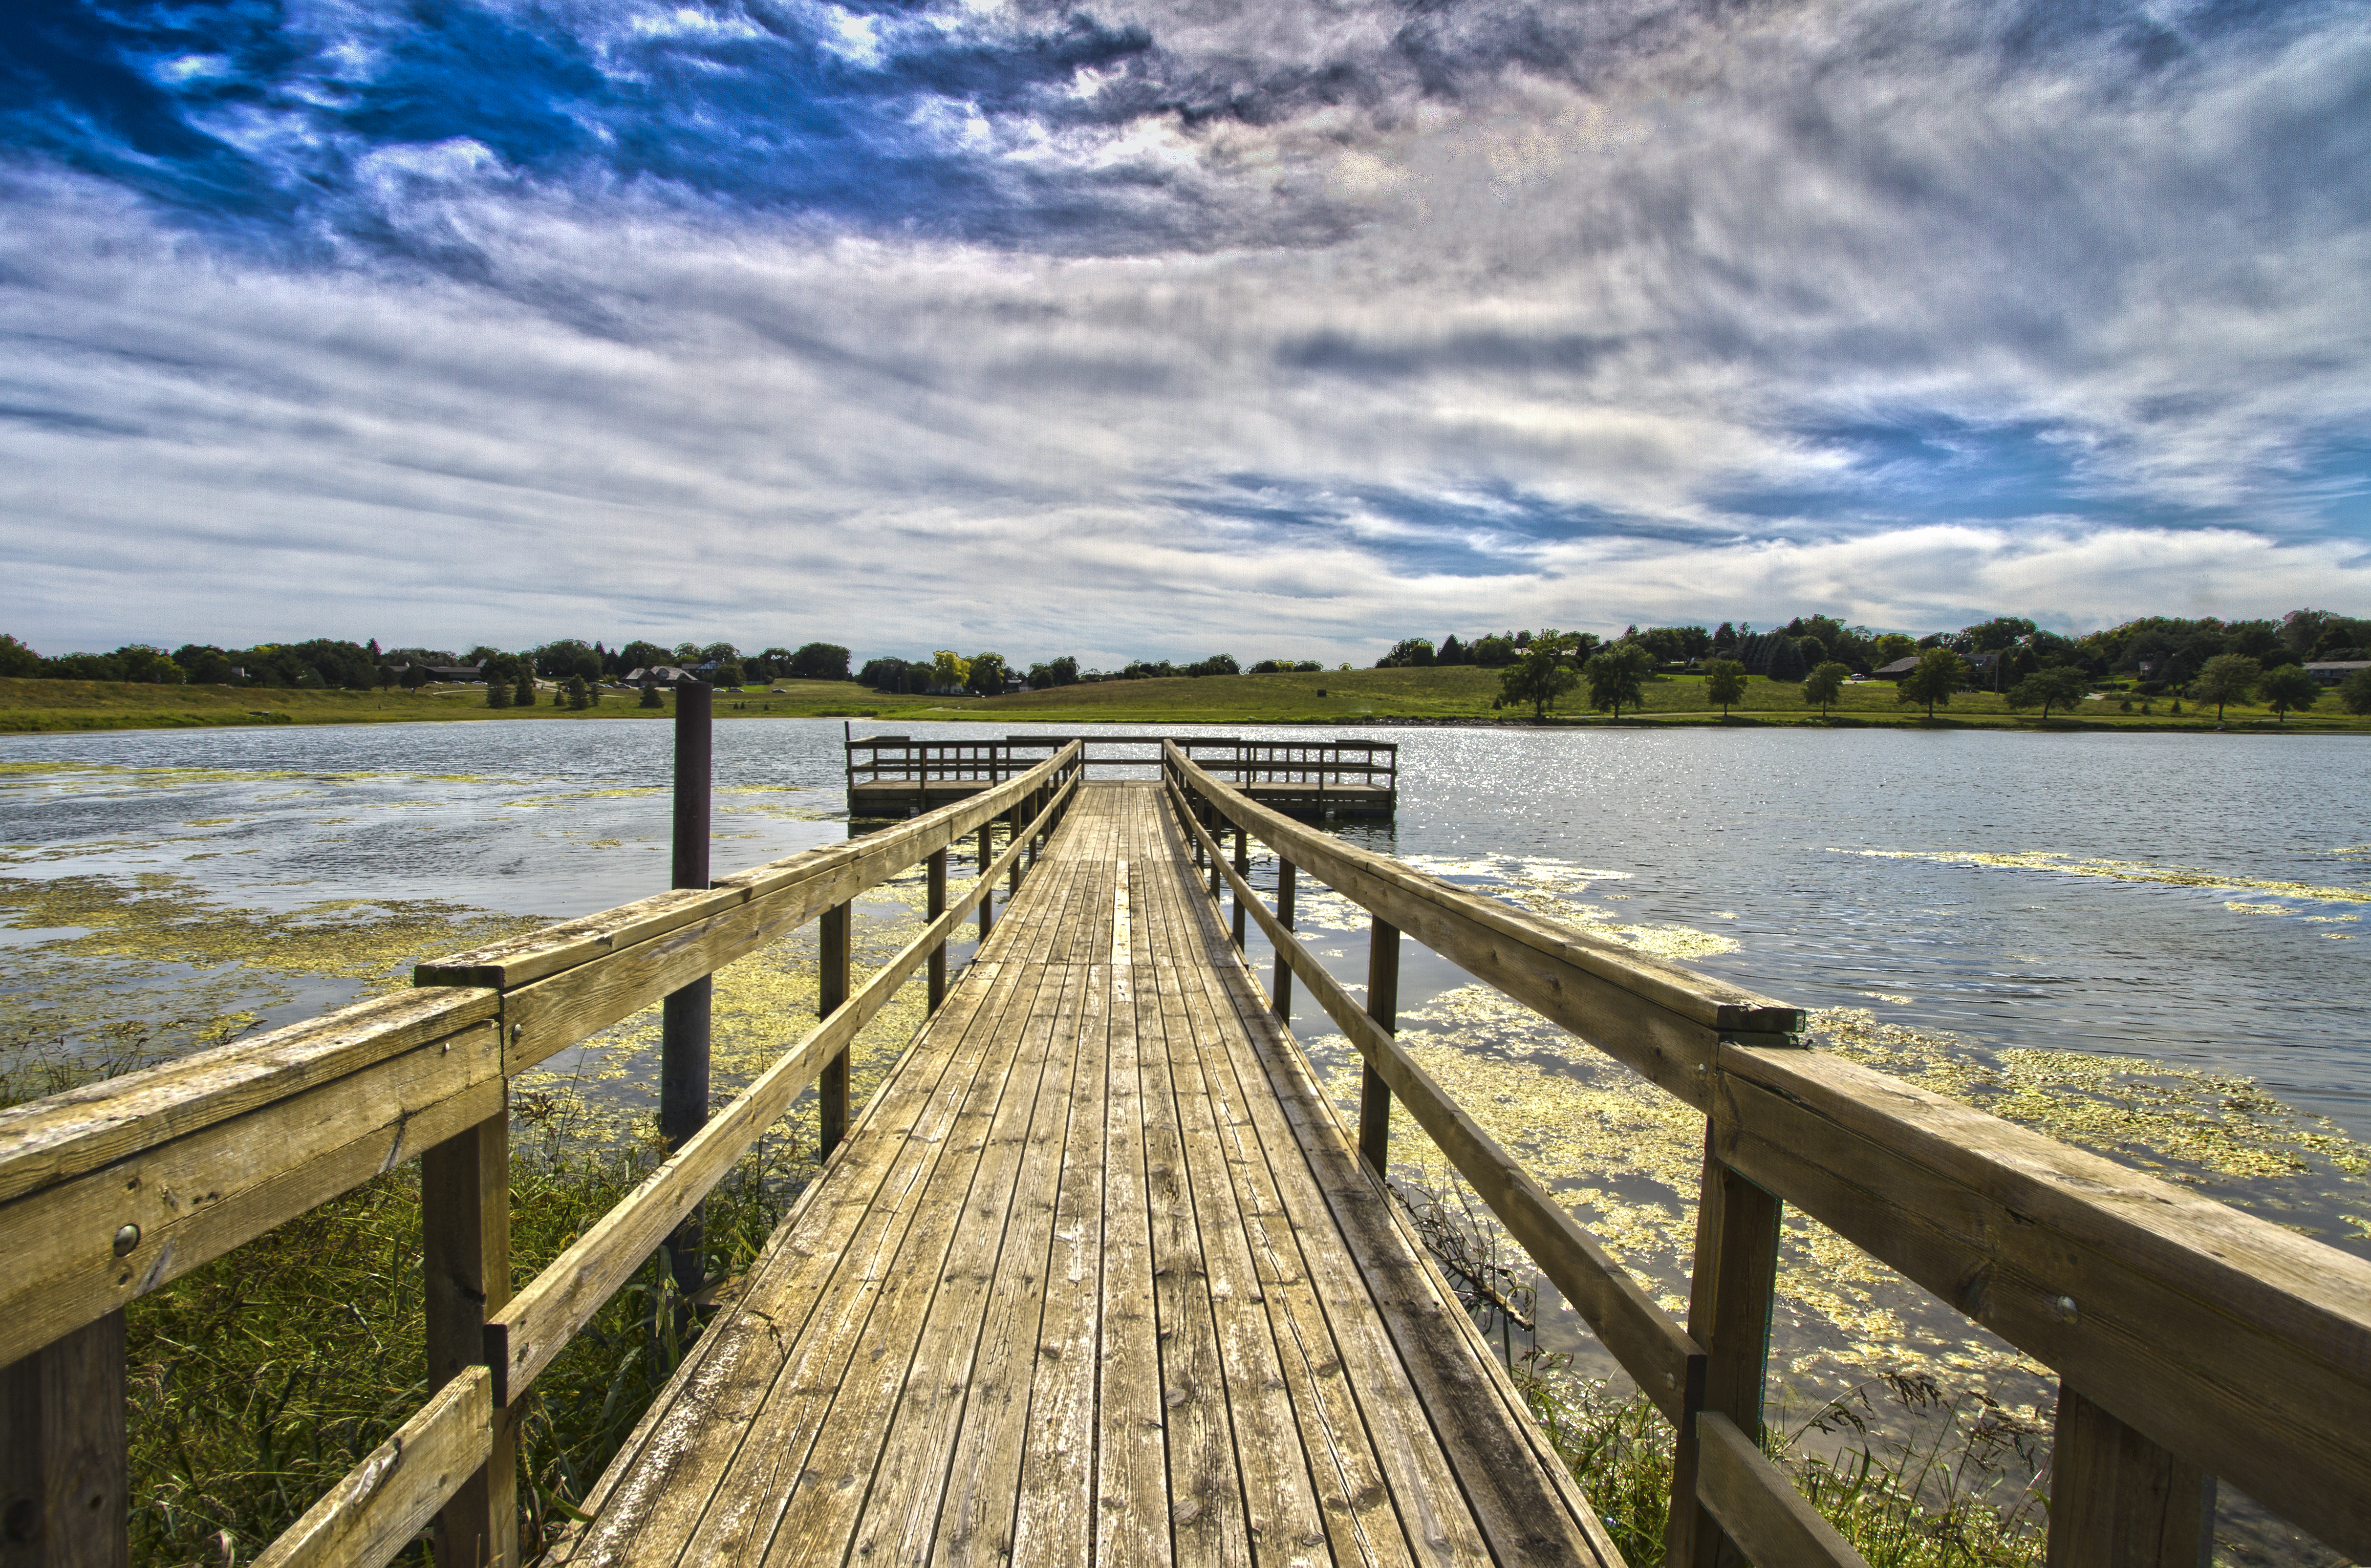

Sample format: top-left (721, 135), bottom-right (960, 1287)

top-left (8, 608), bottom-right (2366, 719)
top-left (0, 634), bottom-right (856, 691)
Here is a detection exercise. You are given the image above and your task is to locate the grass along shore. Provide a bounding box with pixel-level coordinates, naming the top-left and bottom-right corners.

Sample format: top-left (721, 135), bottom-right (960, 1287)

top-left (4, 668), bottom-right (2367, 735)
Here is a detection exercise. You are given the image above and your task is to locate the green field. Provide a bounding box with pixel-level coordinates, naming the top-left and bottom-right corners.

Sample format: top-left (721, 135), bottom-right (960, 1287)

top-left (2, 668), bottom-right (2364, 735)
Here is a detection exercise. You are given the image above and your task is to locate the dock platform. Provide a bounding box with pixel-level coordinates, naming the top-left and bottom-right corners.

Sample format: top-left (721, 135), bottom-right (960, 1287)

top-left (558, 783), bottom-right (1616, 1567)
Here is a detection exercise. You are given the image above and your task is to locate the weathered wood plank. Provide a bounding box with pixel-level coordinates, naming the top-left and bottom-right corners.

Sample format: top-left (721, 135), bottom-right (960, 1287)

top-left (1005, 946), bottom-right (1111, 1565)
top-left (0, 1023), bottom-right (501, 1371)
top-left (0, 988), bottom-right (496, 1206)
top-left (1144, 871), bottom-right (1332, 1565)
top-left (1135, 841), bottom-right (1256, 1568)
top-left (1713, 1047), bottom-right (2371, 1558)
top-left (1150, 868), bottom-right (1414, 1568)
top-left (757, 948), bottom-right (1071, 1566)
top-left (560, 960), bottom-right (1030, 1567)
top-left (0, 1309), bottom-right (128, 1568)
top-left (1164, 774), bottom-right (1703, 1423)
top-left (1090, 849), bottom-right (1172, 1568)
top-left (2045, 1387), bottom-right (2213, 1568)
top-left (250, 1368), bottom-right (493, 1568)
top-left (1693, 1413), bottom-right (1869, 1568)
top-left (857, 960), bottom-right (1085, 1566)
top-left (1166, 819), bottom-right (1592, 1567)
top-left (1670, 1145), bottom-right (1780, 1568)
top-left (423, 1109), bottom-right (514, 1568)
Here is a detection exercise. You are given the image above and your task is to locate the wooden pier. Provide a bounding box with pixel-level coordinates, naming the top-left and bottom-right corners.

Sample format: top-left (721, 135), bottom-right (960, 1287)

top-left (846, 732), bottom-right (1398, 818)
top-left (5, 741), bottom-right (2371, 1568)
top-left (559, 783), bottom-right (1610, 1566)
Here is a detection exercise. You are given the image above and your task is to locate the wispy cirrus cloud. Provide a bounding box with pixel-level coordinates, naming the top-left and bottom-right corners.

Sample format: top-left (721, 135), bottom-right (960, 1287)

top-left (1, 0), bottom-right (2366, 661)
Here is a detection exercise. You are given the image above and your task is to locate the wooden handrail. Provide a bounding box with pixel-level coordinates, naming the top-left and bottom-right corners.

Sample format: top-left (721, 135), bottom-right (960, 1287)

top-left (1161, 741), bottom-right (2371, 1562)
top-left (485, 768), bottom-right (1078, 1405)
top-left (1163, 767), bottom-right (1706, 1421)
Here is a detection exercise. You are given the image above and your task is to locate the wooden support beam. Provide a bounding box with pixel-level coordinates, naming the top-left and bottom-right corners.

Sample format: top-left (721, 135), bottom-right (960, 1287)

top-left (1230, 826), bottom-right (1250, 948)
top-left (422, 1108), bottom-right (514, 1568)
top-left (978, 824), bottom-right (994, 939)
top-left (819, 902), bottom-right (852, 1159)
top-left (1006, 808), bottom-right (1021, 896)
top-left (926, 850), bottom-right (948, 1014)
top-left (0, 1310), bottom-right (126, 1568)
top-left (2047, 1387), bottom-right (2214, 1568)
top-left (1359, 918), bottom-right (1399, 1175)
top-left (1272, 859), bottom-right (1296, 1023)
top-left (1670, 1138), bottom-right (1784, 1568)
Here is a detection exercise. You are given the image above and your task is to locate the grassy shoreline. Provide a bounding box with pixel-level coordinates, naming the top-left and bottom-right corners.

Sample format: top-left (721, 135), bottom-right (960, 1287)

top-left (4, 671), bottom-right (2367, 736)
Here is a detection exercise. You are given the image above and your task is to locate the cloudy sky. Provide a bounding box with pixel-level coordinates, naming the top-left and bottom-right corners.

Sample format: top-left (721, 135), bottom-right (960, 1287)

top-left (3, 0), bottom-right (2367, 666)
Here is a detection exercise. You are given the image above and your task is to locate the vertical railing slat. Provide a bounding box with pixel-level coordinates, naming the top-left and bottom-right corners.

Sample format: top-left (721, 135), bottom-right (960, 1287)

top-left (1359, 918), bottom-right (1399, 1174)
top-left (819, 902), bottom-right (852, 1157)
top-left (1668, 1135), bottom-right (1782, 1568)
top-left (0, 1309), bottom-right (129, 1568)
top-left (425, 1111), bottom-right (513, 1568)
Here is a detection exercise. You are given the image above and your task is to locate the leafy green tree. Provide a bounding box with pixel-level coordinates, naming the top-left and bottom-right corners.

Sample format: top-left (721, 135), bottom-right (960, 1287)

top-left (1803, 662), bottom-right (1850, 716)
top-left (932, 651), bottom-right (970, 691)
top-left (514, 673), bottom-right (537, 707)
top-left (1583, 644), bottom-right (1651, 717)
top-left (1028, 656), bottom-right (1080, 688)
top-left (564, 675), bottom-right (592, 710)
top-left (966, 653), bottom-right (1007, 695)
top-left (0, 634), bottom-right (39, 677)
top-left (1896, 649), bottom-right (1967, 718)
top-left (1703, 659), bottom-right (1747, 716)
top-left (1472, 634), bottom-right (1519, 667)
top-left (788, 643), bottom-right (851, 681)
top-left (1499, 639), bottom-right (1576, 718)
top-left (714, 660), bottom-right (746, 688)
top-left (487, 678), bottom-right (512, 709)
top-left (2340, 667), bottom-right (2371, 716)
top-left (1872, 633), bottom-right (1918, 666)
top-left (1377, 638), bottom-right (1435, 668)
top-left (2192, 654), bottom-right (2262, 720)
top-left (2258, 665), bottom-right (2320, 725)
top-left (2007, 666), bottom-right (2089, 719)
top-left (639, 684), bottom-right (664, 709)
top-left (619, 641), bottom-right (671, 673)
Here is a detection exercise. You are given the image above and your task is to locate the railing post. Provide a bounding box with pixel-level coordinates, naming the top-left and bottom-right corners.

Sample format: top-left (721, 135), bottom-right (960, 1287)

top-left (1, 1311), bottom-right (129, 1568)
top-left (1006, 807), bottom-right (1022, 896)
top-left (819, 901), bottom-right (851, 1157)
top-left (1231, 825), bottom-right (1250, 948)
top-left (425, 1108), bottom-right (514, 1568)
top-left (661, 678), bottom-right (711, 1302)
top-left (1272, 859), bottom-right (1297, 1022)
top-left (927, 848), bottom-right (948, 1012)
top-left (977, 822), bottom-right (994, 939)
top-left (1668, 1133), bottom-right (1783, 1568)
top-left (1359, 919), bottom-right (1398, 1174)
top-left (2046, 1387), bottom-right (2214, 1568)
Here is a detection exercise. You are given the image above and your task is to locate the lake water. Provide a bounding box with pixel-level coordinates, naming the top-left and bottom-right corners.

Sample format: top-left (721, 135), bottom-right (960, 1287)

top-left (4, 716), bottom-right (2367, 1535)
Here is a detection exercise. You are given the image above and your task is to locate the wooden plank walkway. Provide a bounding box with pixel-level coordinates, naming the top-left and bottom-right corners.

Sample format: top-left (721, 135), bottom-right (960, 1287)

top-left (557, 783), bottom-right (1619, 1568)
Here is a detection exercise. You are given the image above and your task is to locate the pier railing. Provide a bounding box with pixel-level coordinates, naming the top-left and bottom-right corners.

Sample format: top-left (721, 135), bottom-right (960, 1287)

top-left (847, 731), bottom-right (1395, 804)
top-left (1161, 740), bottom-right (2371, 1568)
top-left (0, 742), bottom-right (1082, 1568)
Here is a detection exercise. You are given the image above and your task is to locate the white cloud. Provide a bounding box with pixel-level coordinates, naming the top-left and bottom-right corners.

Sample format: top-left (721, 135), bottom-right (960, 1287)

top-left (3, 0), bottom-right (2368, 661)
